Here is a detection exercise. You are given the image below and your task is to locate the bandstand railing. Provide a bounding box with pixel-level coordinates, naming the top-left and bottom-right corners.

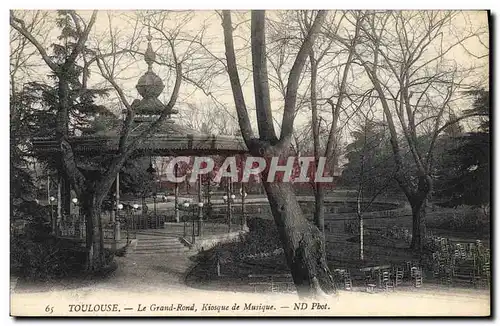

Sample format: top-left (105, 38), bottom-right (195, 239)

top-left (57, 214), bottom-right (135, 242)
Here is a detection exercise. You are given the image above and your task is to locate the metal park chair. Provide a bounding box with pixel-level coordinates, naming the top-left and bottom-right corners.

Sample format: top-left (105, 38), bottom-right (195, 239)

top-left (382, 271), bottom-right (395, 291)
top-left (395, 268), bottom-right (404, 287)
top-left (412, 267), bottom-right (423, 288)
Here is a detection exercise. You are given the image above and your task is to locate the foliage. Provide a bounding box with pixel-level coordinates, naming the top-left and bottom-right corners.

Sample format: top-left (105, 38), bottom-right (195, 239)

top-left (11, 232), bottom-right (116, 280)
top-left (434, 90), bottom-right (490, 208)
top-left (10, 11), bottom-right (112, 223)
top-left (340, 119), bottom-right (399, 195)
top-left (425, 206), bottom-right (490, 235)
top-left (119, 157), bottom-right (155, 198)
top-left (463, 89), bottom-right (490, 133)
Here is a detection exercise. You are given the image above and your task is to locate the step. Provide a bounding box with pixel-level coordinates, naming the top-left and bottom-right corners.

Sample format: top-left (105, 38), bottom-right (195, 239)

top-left (127, 252), bottom-right (190, 256)
top-left (136, 239), bottom-right (184, 244)
top-left (136, 238), bottom-right (183, 242)
top-left (135, 245), bottom-right (187, 251)
top-left (135, 242), bottom-right (186, 247)
top-left (136, 239), bottom-right (183, 244)
top-left (131, 249), bottom-right (190, 254)
top-left (135, 241), bottom-right (187, 247)
top-left (133, 246), bottom-right (189, 251)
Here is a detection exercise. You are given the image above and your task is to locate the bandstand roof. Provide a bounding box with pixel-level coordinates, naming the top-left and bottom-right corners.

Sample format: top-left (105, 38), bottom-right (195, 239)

top-left (32, 29), bottom-right (247, 158)
top-left (32, 119), bottom-right (248, 157)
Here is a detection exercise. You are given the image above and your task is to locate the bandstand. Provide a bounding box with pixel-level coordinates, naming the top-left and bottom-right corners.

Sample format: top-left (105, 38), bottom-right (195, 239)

top-left (32, 32), bottom-right (249, 249)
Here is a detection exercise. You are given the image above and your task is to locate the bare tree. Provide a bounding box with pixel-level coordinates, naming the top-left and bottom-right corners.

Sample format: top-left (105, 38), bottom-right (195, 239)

top-left (222, 10), bottom-right (336, 297)
top-left (178, 103), bottom-right (238, 135)
top-left (300, 11), bottom-right (362, 234)
top-left (330, 10), bottom-right (488, 250)
top-left (11, 10), bottom-right (183, 271)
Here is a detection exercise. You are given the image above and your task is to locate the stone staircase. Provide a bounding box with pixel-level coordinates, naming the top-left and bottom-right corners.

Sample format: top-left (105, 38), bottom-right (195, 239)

top-left (130, 232), bottom-right (191, 255)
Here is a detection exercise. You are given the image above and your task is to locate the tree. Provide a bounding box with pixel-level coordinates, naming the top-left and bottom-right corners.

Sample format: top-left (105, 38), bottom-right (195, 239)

top-left (11, 10), bottom-right (183, 271)
top-left (222, 10), bottom-right (335, 297)
top-left (178, 103), bottom-right (238, 135)
top-left (10, 11), bottom-right (52, 220)
top-left (434, 89), bottom-right (490, 210)
top-left (329, 11), bottom-right (488, 250)
top-left (303, 11), bottom-right (361, 233)
top-left (265, 11), bottom-right (361, 234)
top-left (341, 106), bottom-right (400, 259)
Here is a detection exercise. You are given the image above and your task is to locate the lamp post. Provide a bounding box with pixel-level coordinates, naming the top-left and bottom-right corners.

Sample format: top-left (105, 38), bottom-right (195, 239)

top-left (222, 192), bottom-right (232, 234)
top-left (153, 193), bottom-right (158, 228)
top-left (222, 194), bottom-right (228, 230)
top-left (72, 197), bottom-right (79, 237)
top-left (182, 201), bottom-right (190, 237)
top-left (147, 160), bottom-right (157, 229)
top-left (114, 172), bottom-right (120, 223)
top-left (191, 204), bottom-right (196, 244)
top-left (197, 173), bottom-right (203, 236)
top-left (197, 202), bottom-right (204, 236)
top-left (116, 203), bottom-right (123, 241)
top-left (230, 194), bottom-right (235, 233)
top-left (206, 173), bottom-right (212, 219)
top-left (49, 196), bottom-right (56, 234)
top-left (241, 188), bottom-right (247, 231)
top-left (133, 204), bottom-right (139, 230)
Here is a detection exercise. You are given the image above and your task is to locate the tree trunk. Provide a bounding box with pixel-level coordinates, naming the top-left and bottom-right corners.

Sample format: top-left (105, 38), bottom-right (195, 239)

top-left (61, 175), bottom-right (71, 221)
top-left (263, 181), bottom-right (335, 297)
top-left (81, 191), bottom-right (105, 272)
top-left (409, 176), bottom-right (431, 251)
top-left (359, 214), bottom-right (364, 260)
top-left (313, 185), bottom-right (325, 233)
top-left (357, 191), bottom-right (364, 260)
top-left (409, 195), bottom-right (429, 251)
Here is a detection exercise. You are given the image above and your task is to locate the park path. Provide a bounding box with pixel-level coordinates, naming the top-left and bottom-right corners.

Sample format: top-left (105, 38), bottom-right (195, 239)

top-left (11, 229), bottom-right (198, 296)
top-left (11, 227), bottom-right (490, 317)
top-left (100, 232), bottom-right (195, 292)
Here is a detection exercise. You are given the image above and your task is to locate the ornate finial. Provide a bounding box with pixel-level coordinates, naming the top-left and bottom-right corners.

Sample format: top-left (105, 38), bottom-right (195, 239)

top-left (132, 16), bottom-right (177, 119)
top-left (144, 26), bottom-right (155, 71)
top-left (135, 26), bottom-right (164, 101)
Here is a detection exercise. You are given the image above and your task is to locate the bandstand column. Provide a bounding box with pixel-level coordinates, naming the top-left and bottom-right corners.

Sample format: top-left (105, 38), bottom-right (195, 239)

top-left (241, 183), bottom-right (246, 231)
top-left (60, 175), bottom-right (71, 221)
top-left (112, 172), bottom-right (120, 223)
top-left (56, 176), bottom-right (62, 235)
top-left (174, 164), bottom-right (180, 223)
top-left (197, 173), bottom-right (203, 236)
top-left (227, 177), bottom-right (232, 233)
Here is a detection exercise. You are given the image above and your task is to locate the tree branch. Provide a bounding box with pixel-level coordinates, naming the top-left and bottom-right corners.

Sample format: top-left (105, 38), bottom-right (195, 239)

top-left (279, 10), bottom-right (327, 145)
top-left (222, 10), bottom-right (254, 145)
top-left (64, 10), bottom-right (97, 68)
top-left (251, 10), bottom-right (277, 142)
top-left (10, 12), bottom-right (58, 72)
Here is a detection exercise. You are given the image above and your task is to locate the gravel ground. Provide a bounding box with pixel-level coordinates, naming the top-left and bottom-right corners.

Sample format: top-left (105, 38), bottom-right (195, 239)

top-left (11, 247), bottom-right (490, 317)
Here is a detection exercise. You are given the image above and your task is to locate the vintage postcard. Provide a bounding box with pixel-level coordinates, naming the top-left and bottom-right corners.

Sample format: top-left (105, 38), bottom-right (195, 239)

top-left (9, 9), bottom-right (490, 317)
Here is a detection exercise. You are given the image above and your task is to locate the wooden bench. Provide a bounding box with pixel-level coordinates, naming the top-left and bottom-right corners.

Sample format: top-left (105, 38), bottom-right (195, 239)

top-left (360, 265), bottom-right (392, 293)
top-left (366, 283), bottom-right (377, 293)
top-left (248, 273), bottom-right (294, 293)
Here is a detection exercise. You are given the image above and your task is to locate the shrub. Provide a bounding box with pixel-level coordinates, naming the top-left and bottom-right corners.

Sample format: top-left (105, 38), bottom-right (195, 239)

top-left (11, 234), bottom-right (116, 280)
top-left (11, 235), bottom-right (86, 279)
top-left (426, 206), bottom-right (489, 235)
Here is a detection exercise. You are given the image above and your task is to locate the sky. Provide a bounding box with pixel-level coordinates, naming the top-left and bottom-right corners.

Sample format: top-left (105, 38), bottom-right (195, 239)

top-left (10, 10), bottom-right (490, 148)
top-left (1, 3), bottom-right (497, 324)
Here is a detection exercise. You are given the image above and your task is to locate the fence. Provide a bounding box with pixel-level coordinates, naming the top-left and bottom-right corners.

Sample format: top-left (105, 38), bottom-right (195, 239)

top-left (58, 214), bottom-right (135, 241)
top-left (123, 212), bottom-right (171, 230)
